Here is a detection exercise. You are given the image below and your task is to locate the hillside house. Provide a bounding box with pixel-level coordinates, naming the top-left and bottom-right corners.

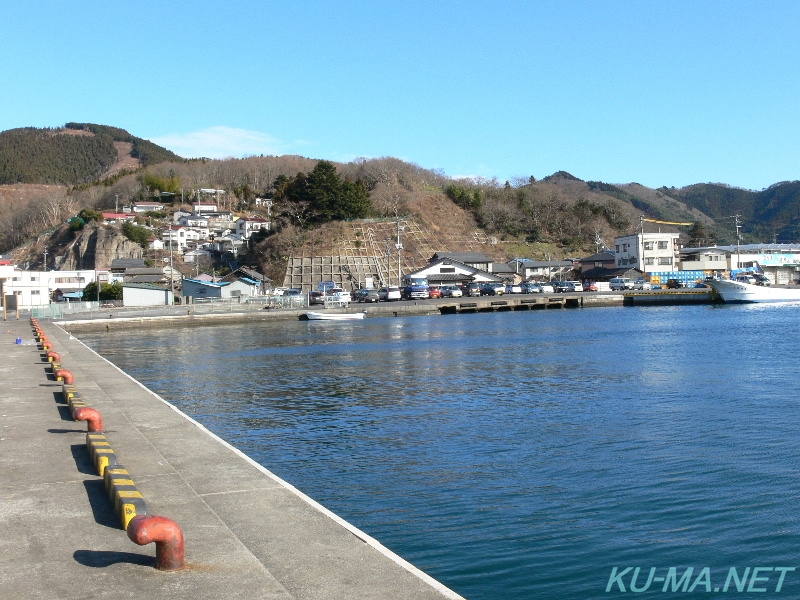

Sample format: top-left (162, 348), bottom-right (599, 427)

top-left (236, 217), bottom-right (270, 239)
top-left (132, 201), bottom-right (165, 213)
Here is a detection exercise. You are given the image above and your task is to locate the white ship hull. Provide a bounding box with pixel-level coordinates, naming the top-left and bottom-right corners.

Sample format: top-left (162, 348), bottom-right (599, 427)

top-left (709, 280), bottom-right (800, 303)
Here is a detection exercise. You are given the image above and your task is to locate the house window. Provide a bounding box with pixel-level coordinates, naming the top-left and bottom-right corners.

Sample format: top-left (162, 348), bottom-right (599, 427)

top-left (31, 290), bottom-right (40, 295)
top-left (658, 241), bottom-right (668, 249)
top-left (440, 267), bottom-right (455, 273)
top-left (644, 257), bottom-right (654, 265)
top-left (594, 261), bottom-right (603, 267)
top-left (615, 245), bottom-right (619, 253)
top-left (31, 276), bottom-right (38, 282)
top-left (644, 242), bottom-right (653, 250)
top-left (658, 257), bottom-right (672, 265)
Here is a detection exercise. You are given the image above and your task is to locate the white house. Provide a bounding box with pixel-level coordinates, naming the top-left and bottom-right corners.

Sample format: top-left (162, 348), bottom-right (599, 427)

top-left (162, 226), bottom-right (188, 251)
top-left (0, 269), bottom-right (105, 309)
top-left (192, 201), bottom-right (218, 213)
top-left (614, 232), bottom-right (681, 273)
top-left (236, 217), bottom-right (270, 239)
top-left (132, 201), bottom-right (165, 213)
top-left (405, 257), bottom-right (503, 286)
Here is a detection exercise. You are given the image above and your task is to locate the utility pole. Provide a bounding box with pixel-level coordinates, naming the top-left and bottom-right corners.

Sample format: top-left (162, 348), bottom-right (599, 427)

top-left (169, 228), bottom-right (174, 306)
top-left (395, 214), bottom-right (404, 287)
top-left (42, 248), bottom-right (48, 270)
top-left (115, 194), bottom-right (119, 213)
top-left (735, 214), bottom-right (742, 270)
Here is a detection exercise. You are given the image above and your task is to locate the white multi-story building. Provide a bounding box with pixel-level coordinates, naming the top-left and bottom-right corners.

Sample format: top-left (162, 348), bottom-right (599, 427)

top-left (614, 232), bottom-right (681, 273)
top-left (0, 268), bottom-right (107, 309)
top-left (236, 217), bottom-right (270, 239)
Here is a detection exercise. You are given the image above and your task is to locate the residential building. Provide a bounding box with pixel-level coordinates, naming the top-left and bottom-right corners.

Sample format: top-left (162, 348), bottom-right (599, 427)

top-left (405, 257), bottom-right (503, 286)
top-left (181, 277), bottom-right (254, 302)
top-left (680, 243), bottom-right (800, 284)
top-left (132, 201), bottom-right (165, 213)
top-left (429, 252), bottom-right (494, 273)
top-left (507, 258), bottom-right (576, 281)
top-left (614, 232), bottom-right (681, 273)
top-left (102, 212), bottom-right (137, 224)
top-left (236, 217), bottom-right (271, 239)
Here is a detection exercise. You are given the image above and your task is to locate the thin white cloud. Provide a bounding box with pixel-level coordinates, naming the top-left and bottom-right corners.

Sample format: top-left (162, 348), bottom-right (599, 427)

top-left (150, 126), bottom-right (287, 159)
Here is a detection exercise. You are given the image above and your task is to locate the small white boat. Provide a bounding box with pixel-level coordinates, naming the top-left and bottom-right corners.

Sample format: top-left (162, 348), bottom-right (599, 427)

top-left (305, 311), bottom-right (367, 320)
top-left (708, 279), bottom-right (800, 303)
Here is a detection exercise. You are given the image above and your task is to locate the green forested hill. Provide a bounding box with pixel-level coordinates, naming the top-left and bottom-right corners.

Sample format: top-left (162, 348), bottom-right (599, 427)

top-left (656, 182), bottom-right (800, 243)
top-left (0, 124), bottom-right (183, 186)
top-left (64, 123), bottom-right (183, 166)
top-left (0, 127), bottom-right (117, 185)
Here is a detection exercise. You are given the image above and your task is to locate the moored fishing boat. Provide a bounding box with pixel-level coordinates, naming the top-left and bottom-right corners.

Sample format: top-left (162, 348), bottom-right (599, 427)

top-left (708, 279), bottom-right (800, 303)
top-left (305, 311), bottom-right (367, 320)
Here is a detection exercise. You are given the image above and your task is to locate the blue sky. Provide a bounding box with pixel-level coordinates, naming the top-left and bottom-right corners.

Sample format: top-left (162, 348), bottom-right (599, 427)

top-left (2, 1), bottom-right (798, 190)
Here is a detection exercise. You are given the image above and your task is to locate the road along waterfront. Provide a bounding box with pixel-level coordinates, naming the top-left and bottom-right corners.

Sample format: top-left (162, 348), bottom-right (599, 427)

top-left (72, 303), bottom-right (800, 599)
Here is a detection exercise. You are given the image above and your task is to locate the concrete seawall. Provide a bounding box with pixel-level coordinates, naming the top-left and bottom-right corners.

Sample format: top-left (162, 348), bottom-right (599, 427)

top-left (56, 292), bottom-right (629, 332)
top-left (1, 319), bottom-right (463, 599)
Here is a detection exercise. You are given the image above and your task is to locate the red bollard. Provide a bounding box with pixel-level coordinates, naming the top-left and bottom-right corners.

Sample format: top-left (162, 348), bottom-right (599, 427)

top-left (73, 407), bottom-right (103, 432)
top-left (46, 351), bottom-right (61, 363)
top-left (42, 342), bottom-right (53, 351)
top-left (127, 515), bottom-right (186, 571)
top-left (54, 368), bottom-right (74, 384)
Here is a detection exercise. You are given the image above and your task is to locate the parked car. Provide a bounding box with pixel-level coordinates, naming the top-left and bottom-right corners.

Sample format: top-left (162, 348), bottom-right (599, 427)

top-left (633, 278), bottom-right (652, 290)
top-left (308, 290), bottom-right (325, 305)
top-left (480, 283), bottom-right (504, 296)
top-left (355, 288), bottom-right (380, 303)
top-left (522, 282), bottom-right (542, 293)
top-left (464, 282), bottom-right (482, 297)
top-left (584, 282), bottom-right (598, 292)
top-left (505, 283), bottom-right (523, 294)
top-left (609, 277), bottom-right (635, 291)
top-left (325, 288), bottom-right (352, 303)
top-left (378, 286), bottom-right (402, 301)
top-left (754, 274), bottom-right (771, 286)
top-left (552, 281), bottom-right (571, 292)
top-left (666, 279), bottom-right (683, 289)
top-left (441, 285), bottom-right (463, 298)
top-left (285, 288), bottom-right (303, 296)
top-left (538, 282), bottom-right (555, 293)
top-left (565, 281), bottom-right (583, 292)
top-left (428, 286), bottom-right (443, 299)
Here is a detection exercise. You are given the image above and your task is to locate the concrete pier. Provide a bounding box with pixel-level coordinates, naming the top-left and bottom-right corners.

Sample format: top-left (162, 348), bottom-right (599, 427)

top-left (0, 319), bottom-right (463, 599)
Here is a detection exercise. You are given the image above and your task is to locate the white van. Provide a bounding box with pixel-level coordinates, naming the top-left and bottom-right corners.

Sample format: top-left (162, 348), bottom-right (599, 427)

top-left (609, 277), bottom-right (635, 291)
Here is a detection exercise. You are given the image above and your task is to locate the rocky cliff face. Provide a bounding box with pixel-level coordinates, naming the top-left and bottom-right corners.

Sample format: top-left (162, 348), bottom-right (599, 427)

top-left (56, 222), bottom-right (143, 270)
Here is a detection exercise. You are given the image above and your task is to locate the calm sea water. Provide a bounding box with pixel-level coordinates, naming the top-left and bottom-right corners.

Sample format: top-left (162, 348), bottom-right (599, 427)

top-left (78, 304), bottom-right (800, 599)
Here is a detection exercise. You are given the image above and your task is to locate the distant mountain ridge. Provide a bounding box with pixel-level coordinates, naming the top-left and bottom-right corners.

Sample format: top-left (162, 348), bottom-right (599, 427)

top-left (0, 123), bottom-right (182, 186)
top-left (1, 122), bottom-right (799, 270)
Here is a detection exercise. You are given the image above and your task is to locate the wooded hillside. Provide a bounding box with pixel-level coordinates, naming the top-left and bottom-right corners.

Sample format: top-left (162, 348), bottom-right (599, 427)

top-left (1, 122), bottom-right (799, 281)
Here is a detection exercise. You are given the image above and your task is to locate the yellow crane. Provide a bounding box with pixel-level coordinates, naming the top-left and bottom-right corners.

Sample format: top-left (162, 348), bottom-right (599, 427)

top-left (641, 217), bottom-right (694, 227)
